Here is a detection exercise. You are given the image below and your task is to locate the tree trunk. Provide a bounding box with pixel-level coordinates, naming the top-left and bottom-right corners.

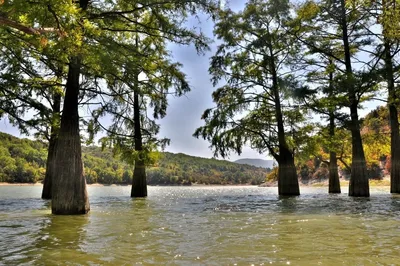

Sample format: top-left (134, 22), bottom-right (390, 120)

top-left (267, 47), bottom-right (299, 195)
top-left (348, 123), bottom-right (369, 197)
top-left (329, 151), bottom-right (341, 193)
top-left (383, 41), bottom-right (400, 193)
top-left (131, 83), bottom-right (147, 197)
top-left (278, 146), bottom-right (300, 195)
top-left (42, 92), bottom-right (61, 199)
top-left (328, 114), bottom-right (341, 193)
top-left (327, 60), bottom-right (340, 193)
top-left (340, 0), bottom-right (369, 197)
top-left (132, 158), bottom-right (147, 197)
top-left (51, 57), bottom-right (90, 214)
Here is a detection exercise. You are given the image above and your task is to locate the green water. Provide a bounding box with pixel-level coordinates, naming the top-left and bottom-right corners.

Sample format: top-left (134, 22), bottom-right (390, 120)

top-left (1, 186), bottom-right (400, 265)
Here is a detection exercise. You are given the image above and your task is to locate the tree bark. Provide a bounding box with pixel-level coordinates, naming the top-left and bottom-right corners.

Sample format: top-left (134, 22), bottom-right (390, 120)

top-left (131, 79), bottom-right (147, 197)
top-left (329, 151), bottom-right (341, 193)
top-left (340, 0), bottom-right (369, 197)
top-left (51, 57), bottom-right (90, 214)
top-left (383, 41), bottom-right (400, 193)
top-left (277, 146), bottom-right (300, 195)
top-left (327, 58), bottom-right (341, 193)
top-left (328, 114), bottom-right (341, 193)
top-left (41, 92), bottom-right (61, 199)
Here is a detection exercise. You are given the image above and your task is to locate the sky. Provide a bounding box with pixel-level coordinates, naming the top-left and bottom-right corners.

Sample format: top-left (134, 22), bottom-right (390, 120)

top-left (148, 0), bottom-right (268, 161)
top-left (0, 0), bottom-right (384, 162)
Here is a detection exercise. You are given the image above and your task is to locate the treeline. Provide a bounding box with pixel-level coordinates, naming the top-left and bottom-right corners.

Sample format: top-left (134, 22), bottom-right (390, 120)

top-left (293, 106), bottom-right (394, 184)
top-left (0, 132), bottom-right (269, 185)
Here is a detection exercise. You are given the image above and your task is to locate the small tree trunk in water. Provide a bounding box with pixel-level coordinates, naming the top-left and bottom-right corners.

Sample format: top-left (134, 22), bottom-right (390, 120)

top-left (383, 41), bottom-right (400, 193)
top-left (131, 83), bottom-right (147, 197)
top-left (339, 0), bottom-right (369, 197)
top-left (329, 151), bottom-right (341, 193)
top-left (51, 57), bottom-right (90, 214)
top-left (42, 93), bottom-right (61, 199)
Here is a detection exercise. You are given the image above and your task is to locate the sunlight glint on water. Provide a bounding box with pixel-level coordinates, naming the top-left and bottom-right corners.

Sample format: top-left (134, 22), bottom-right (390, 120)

top-left (1, 186), bottom-right (400, 265)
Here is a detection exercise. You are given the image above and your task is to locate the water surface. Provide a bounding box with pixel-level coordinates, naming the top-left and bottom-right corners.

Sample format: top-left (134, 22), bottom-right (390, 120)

top-left (1, 186), bottom-right (400, 265)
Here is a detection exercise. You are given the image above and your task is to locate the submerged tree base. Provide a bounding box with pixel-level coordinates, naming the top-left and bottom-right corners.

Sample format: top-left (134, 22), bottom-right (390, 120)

top-left (328, 176), bottom-right (341, 194)
top-left (390, 156), bottom-right (400, 193)
top-left (41, 177), bottom-right (52, 199)
top-left (348, 160), bottom-right (370, 197)
top-left (131, 163), bottom-right (147, 197)
top-left (278, 163), bottom-right (300, 196)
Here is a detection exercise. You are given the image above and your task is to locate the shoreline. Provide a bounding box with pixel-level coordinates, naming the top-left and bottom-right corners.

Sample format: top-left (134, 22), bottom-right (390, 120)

top-left (0, 179), bottom-right (392, 187)
top-left (0, 182), bottom-right (257, 187)
top-left (0, 182), bottom-right (43, 186)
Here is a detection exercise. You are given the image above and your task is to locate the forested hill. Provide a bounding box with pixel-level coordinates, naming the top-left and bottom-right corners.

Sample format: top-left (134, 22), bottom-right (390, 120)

top-left (0, 132), bottom-right (269, 185)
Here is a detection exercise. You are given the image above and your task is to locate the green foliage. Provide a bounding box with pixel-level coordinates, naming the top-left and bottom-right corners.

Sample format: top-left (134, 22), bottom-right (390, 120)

top-left (195, 0), bottom-right (305, 162)
top-left (0, 133), bottom-right (46, 183)
top-left (266, 167), bottom-right (278, 182)
top-left (0, 132), bottom-right (269, 185)
top-left (361, 106), bottom-right (391, 169)
top-left (297, 105), bottom-right (395, 181)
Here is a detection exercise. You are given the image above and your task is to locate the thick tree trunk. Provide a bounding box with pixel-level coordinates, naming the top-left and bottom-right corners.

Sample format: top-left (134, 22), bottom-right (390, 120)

top-left (340, 0), bottom-right (369, 197)
top-left (383, 41), bottom-right (400, 193)
top-left (42, 93), bottom-right (61, 199)
top-left (132, 158), bottom-right (147, 197)
top-left (390, 120), bottom-right (400, 193)
top-left (278, 146), bottom-right (300, 196)
top-left (131, 85), bottom-right (147, 197)
top-left (51, 57), bottom-right (90, 214)
top-left (348, 122), bottom-right (369, 197)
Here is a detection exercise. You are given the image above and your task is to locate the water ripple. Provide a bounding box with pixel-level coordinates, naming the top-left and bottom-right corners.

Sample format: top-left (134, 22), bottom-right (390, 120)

top-left (1, 186), bottom-right (400, 265)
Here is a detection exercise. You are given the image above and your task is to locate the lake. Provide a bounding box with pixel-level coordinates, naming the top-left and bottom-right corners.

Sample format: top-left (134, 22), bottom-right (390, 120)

top-left (0, 185), bottom-right (400, 265)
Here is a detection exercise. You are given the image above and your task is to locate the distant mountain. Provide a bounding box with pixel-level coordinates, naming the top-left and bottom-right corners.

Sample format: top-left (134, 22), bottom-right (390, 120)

top-left (234, 158), bottom-right (276, 169)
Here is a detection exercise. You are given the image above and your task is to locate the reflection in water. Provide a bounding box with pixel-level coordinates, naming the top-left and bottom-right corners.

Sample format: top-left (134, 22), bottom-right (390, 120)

top-left (276, 196), bottom-right (300, 214)
top-left (80, 196), bottom-right (171, 264)
top-left (31, 215), bottom-right (92, 265)
top-left (1, 186), bottom-right (400, 265)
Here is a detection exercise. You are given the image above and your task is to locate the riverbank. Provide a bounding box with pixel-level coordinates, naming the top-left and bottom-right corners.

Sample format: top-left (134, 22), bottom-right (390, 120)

top-left (0, 178), bottom-right (392, 187)
top-left (259, 176), bottom-right (391, 187)
top-left (0, 182), bottom-right (42, 186)
top-left (0, 182), bottom-right (128, 187)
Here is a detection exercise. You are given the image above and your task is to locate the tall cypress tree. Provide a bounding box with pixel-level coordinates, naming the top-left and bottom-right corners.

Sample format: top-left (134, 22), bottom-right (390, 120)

top-left (195, 0), bottom-right (302, 195)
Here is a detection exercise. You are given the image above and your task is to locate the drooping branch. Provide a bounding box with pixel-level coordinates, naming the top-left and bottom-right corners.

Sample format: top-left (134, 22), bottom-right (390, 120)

top-left (0, 12), bottom-right (56, 35)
